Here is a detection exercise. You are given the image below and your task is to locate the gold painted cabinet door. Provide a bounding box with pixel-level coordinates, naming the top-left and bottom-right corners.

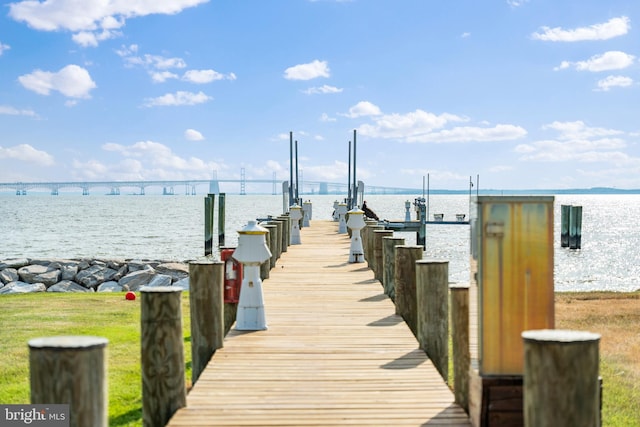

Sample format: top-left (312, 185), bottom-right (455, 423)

top-left (476, 196), bottom-right (555, 376)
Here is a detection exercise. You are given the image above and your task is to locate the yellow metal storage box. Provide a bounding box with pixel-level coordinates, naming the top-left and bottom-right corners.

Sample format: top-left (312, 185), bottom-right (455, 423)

top-left (471, 196), bottom-right (555, 375)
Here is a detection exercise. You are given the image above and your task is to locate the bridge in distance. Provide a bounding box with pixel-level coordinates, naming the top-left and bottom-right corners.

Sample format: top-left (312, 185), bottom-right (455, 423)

top-left (0, 179), bottom-right (429, 196)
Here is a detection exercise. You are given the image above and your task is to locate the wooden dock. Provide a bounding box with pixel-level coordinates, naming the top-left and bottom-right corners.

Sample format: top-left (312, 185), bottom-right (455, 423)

top-left (167, 220), bottom-right (470, 426)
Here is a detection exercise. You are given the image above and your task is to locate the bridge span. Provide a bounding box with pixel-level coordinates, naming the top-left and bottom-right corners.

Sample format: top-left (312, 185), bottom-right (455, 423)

top-left (0, 179), bottom-right (422, 196)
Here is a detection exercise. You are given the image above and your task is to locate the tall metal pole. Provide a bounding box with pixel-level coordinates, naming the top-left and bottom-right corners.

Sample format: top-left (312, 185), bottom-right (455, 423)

top-left (289, 132), bottom-right (294, 206)
top-left (295, 140), bottom-right (300, 203)
top-left (347, 140), bottom-right (352, 209)
top-left (352, 129), bottom-right (357, 207)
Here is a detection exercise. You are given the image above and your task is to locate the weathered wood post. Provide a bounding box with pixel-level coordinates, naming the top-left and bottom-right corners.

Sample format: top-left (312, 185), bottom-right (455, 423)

top-left (366, 224), bottom-right (384, 271)
top-left (560, 204), bottom-right (570, 247)
top-left (189, 260), bottom-right (224, 385)
top-left (277, 215), bottom-right (290, 252)
top-left (450, 283), bottom-right (470, 413)
top-left (373, 229), bottom-right (394, 283)
top-left (204, 194), bottom-right (215, 256)
top-left (382, 236), bottom-right (405, 300)
top-left (218, 192), bottom-right (226, 247)
top-left (29, 336), bottom-right (108, 427)
top-left (523, 329), bottom-right (601, 427)
top-left (362, 220), bottom-right (378, 263)
top-left (394, 245), bottom-right (423, 336)
top-left (269, 219), bottom-right (284, 260)
top-left (141, 287), bottom-right (186, 427)
top-left (260, 227), bottom-right (272, 279)
top-left (263, 224), bottom-right (278, 269)
top-left (416, 259), bottom-right (449, 382)
top-left (569, 205), bottom-right (583, 249)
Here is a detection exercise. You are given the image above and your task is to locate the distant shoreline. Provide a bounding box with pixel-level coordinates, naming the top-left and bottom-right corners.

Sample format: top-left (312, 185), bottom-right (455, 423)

top-left (2, 187), bottom-right (640, 196)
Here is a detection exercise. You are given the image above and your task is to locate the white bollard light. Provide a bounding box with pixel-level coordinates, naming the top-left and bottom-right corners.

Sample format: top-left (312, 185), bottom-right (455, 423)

top-left (289, 205), bottom-right (303, 244)
top-left (346, 208), bottom-right (366, 263)
top-left (302, 201), bottom-right (312, 227)
top-left (405, 200), bottom-right (412, 221)
top-left (332, 200), bottom-right (339, 221)
top-left (232, 221), bottom-right (272, 330)
top-left (337, 203), bottom-right (348, 234)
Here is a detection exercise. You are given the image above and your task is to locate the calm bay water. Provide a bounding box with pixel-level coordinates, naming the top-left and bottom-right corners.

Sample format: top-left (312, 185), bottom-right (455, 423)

top-left (1, 192), bottom-right (639, 292)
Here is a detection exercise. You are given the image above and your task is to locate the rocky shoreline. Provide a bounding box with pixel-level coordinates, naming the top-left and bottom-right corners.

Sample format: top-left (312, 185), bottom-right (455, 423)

top-left (0, 258), bottom-right (191, 294)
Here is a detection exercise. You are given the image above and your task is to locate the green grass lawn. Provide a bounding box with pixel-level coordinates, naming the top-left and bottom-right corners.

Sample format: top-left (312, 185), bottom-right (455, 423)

top-left (0, 292), bottom-right (192, 427)
top-left (2, 292), bottom-right (638, 427)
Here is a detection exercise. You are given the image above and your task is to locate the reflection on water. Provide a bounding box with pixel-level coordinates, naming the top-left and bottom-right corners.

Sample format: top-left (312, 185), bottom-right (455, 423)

top-left (1, 193), bottom-right (639, 292)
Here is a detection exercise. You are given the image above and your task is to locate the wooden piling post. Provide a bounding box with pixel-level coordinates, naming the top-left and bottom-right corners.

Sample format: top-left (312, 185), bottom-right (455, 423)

top-left (394, 245), bottom-right (423, 336)
top-left (204, 194), bottom-right (215, 256)
top-left (269, 219), bottom-right (284, 260)
top-left (189, 260), bottom-right (224, 385)
top-left (373, 229), bottom-right (393, 283)
top-left (560, 204), bottom-right (570, 247)
top-left (263, 224), bottom-right (278, 269)
top-left (141, 287), bottom-right (186, 427)
top-left (277, 215), bottom-right (290, 252)
top-left (416, 260), bottom-right (449, 382)
top-left (523, 329), bottom-right (600, 427)
top-left (569, 205), bottom-right (582, 249)
top-left (218, 192), bottom-right (226, 247)
top-left (450, 284), bottom-right (470, 412)
top-left (382, 236), bottom-right (405, 301)
top-left (366, 224), bottom-right (384, 272)
top-left (29, 336), bottom-right (108, 427)
top-left (260, 228), bottom-right (271, 280)
top-left (362, 220), bottom-right (378, 263)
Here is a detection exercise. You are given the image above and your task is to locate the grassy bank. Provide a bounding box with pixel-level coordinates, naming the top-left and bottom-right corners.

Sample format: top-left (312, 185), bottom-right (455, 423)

top-left (0, 292), bottom-right (192, 427)
top-left (1, 292), bottom-right (638, 426)
top-left (555, 291), bottom-right (640, 427)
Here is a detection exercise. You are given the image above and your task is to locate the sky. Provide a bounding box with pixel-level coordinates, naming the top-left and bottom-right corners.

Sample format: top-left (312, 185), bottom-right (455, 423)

top-left (1, 0), bottom-right (640, 192)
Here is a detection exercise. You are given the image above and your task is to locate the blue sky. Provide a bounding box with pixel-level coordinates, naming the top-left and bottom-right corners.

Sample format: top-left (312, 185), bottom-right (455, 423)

top-left (1, 0), bottom-right (639, 192)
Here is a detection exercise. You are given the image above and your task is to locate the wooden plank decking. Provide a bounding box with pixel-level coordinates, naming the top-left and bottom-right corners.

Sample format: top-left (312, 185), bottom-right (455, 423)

top-left (167, 220), bottom-right (470, 426)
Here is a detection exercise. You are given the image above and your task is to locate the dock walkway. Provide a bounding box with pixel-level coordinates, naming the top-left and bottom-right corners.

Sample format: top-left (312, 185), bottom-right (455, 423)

top-left (167, 220), bottom-right (470, 426)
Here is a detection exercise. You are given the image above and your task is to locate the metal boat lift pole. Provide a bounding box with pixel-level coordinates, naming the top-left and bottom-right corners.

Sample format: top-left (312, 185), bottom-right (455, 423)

top-left (347, 140), bottom-right (352, 209)
top-left (352, 129), bottom-right (357, 209)
top-left (295, 140), bottom-right (300, 204)
top-left (289, 132), bottom-right (294, 206)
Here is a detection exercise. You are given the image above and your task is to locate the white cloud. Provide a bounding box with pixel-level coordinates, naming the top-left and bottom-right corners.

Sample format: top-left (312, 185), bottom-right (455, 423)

top-left (143, 91), bottom-right (211, 107)
top-left (404, 124), bottom-right (527, 143)
top-left (595, 75), bottom-right (634, 91)
top-left (461, 32), bottom-right (471, 38)
top-left (125, 54), bottom-right (187, 70)
top-left (507, 0), bottom-right (529, 7)
top-left (183, 69), bottom-right (236, 83)
top-left (93, 140), bottom-right (221, 180)
top-left (0, 42), bottom-right (10, 55)
top-left (0, 105), bottom-right (38, 117)
top-left (303, 85), bottom-right (343, 95)
top-left (357, 108), bottom-right (470, 139)
top-left (72, 28), bottom-right (122, 47)
top-left (320, 113), bottom-right (337, 122)
top-left (350, 105), bottom-right (525, 143)
top-left (344, 101), bottom-right (383, 118)
top-left (9, 0), bottom-right (208, 46)
top-left (284, 60), bottom-right (330, 80)
top-left (185, 129), bottom-right (204, 141)
top-left (151, 71), bottom-right (179, 83)
top-left (532, 16), bottom-right (630, 42)
top-left (117, 46), bottom-right (236, 84)
top-left (555, 51), bottom-right (635, 72)
top-left (18, 64), bottom-right (97, 99)
top-left (516, 121), bottom-right (628, 163)
top-left (0, 144), bottom-right (54, 165)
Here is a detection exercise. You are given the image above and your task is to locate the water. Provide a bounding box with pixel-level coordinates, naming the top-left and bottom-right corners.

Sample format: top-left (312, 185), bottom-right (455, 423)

top-left (1, 193), bottom-right (639, 292)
